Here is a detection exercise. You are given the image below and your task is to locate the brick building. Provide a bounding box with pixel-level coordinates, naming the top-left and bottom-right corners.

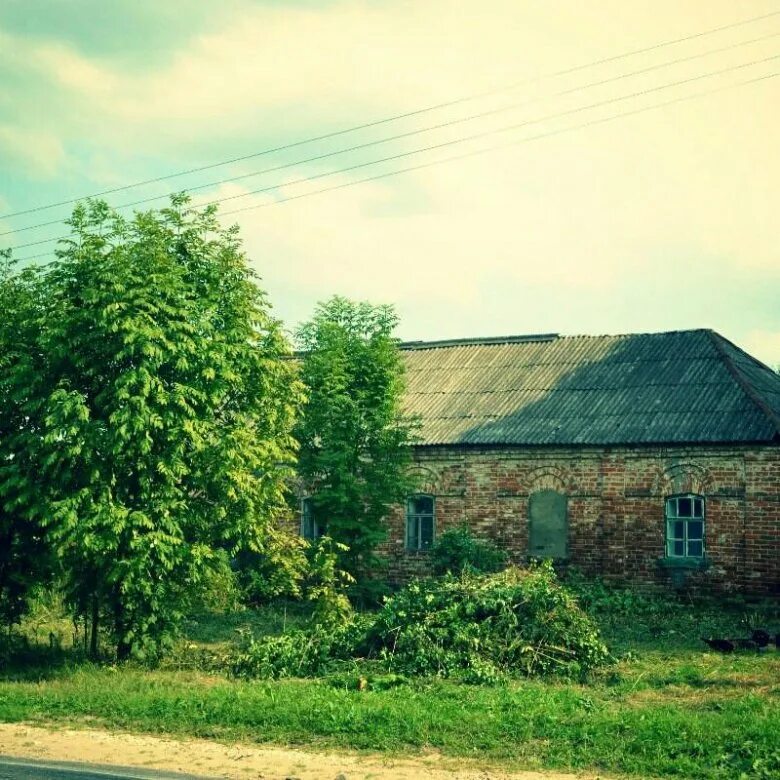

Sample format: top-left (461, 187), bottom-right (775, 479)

top-left (377, 329), bottom-right (780, 594)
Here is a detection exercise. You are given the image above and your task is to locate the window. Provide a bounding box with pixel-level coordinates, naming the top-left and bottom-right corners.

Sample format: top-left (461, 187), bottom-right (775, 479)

top-left (665, 495), bottom-right (704, 558)
top-left (301, 497), bottom-right (322, 541)
top-left (406, 494), bottom-right (435, 551)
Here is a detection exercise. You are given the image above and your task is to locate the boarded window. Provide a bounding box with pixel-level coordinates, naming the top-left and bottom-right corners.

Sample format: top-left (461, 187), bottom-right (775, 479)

top-left (528, 490), bottom-right (568, 559)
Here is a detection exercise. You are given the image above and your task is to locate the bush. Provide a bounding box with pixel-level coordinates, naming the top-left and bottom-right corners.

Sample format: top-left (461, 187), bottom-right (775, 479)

top-left (561, 569), bottom-right (671, 617)
top-left (233, 563), bottom-right (608, 681)
top-left (231, 616), bottom-right (372, 679)
top-left (429, 526), bottom-right (508, 575)
top-left (191, 550), bottom-right (243, 614)
top-left (235, 531), bottom-right (309, 605)
top-left (305, 537), bottom-right (354, 626)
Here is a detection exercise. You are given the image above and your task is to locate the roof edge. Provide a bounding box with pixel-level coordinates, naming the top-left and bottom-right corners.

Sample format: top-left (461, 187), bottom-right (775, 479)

top-left (397, 327), bottom-right (722, 352)
top-left (410, 439), bottom-right (780, 450)
top-left (706, 330), bottom-right (780, 438)
top-left (399, 334), bottom-right (559, 350)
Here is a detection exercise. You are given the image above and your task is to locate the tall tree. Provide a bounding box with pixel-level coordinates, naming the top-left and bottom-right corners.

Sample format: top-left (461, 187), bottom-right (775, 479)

top-left (295, 297), bottom-right (418, 578)
top-left (0, 198), bottom-right (303, 658)
top-left (0, 254), bottom-right (55, 628)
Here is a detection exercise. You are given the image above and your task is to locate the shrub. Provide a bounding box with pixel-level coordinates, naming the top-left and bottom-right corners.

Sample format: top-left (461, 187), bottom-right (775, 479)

top-left (561, 568), bottom-right (673, 617)
top-left (191, 550), bottom-right (243, 615)
top-left (429, 526), bottom-right (508, 575)
top-left (235, 531), bottom-right (309, 605)
top-left (231, 616), bottom-right (372, 679)
top-left (305, 537), bottom-right (354, 626)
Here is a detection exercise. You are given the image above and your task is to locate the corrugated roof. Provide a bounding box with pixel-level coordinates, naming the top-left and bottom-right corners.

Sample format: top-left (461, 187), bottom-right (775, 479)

top-left (400, 329), bottom-right (780, 446)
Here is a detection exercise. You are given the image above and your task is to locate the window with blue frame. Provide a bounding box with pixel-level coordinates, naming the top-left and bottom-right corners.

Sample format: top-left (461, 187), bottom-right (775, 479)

top-left (665, 495), bottom-right (705, 558)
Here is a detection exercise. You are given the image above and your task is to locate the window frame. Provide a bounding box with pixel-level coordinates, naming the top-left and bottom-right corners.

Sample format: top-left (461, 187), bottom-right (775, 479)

top-left (405, 493), bottom-right (436, 552)
top-left (300, 497), bottom-right (322, 541)
top-left (664, 493), bottom-right (705, 559)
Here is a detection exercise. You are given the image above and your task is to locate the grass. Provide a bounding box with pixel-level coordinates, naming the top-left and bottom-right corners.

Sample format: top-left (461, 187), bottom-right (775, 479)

top-left (182, 602), bottom-right (312, 646)
top-left (1, 588), bottom-right (778, 780)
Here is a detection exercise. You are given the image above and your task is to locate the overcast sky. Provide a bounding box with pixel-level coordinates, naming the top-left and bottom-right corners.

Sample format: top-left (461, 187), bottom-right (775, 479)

top-left (1, 0), bottom-right (778, 365)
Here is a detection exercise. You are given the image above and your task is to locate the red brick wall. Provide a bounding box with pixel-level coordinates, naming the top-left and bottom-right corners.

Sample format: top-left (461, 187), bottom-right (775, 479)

top-left (377, 444), bottom-right (780, 595)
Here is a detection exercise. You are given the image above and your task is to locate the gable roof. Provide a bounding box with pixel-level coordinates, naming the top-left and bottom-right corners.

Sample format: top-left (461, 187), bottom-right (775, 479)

top-left (400, 329), bottom-right (780, 447)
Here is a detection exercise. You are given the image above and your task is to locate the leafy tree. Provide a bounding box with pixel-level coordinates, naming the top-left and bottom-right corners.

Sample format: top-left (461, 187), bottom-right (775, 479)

top-left (0, 254), bottom-right (56, 628)
top-left (305, 536), bottom-right (354, 626)
top-left (0, 198), bottom-right (303, 658)
top-left (295, 296), bottom-right (418, 578)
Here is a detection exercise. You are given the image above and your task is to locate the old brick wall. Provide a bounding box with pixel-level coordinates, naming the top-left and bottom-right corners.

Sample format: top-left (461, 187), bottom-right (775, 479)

top-left (377, 444), bottom-right (780, 595)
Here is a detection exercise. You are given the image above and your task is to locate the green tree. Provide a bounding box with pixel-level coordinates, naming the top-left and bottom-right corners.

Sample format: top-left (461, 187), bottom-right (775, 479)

top-left (295, 297), bottom-right (418, 579)
top-left (0, 198), bottom-right (303, 658)
top-left (0, 254), bottom-right (56, 628)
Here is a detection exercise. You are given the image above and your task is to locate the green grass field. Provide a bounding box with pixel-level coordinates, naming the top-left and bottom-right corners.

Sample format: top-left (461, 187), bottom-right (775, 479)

top-left (1, 591), bottom-right (778, 780)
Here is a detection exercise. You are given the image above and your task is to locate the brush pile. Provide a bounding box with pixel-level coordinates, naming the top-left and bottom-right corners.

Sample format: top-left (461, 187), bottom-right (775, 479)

top-left (232, 561), bottom-right (608, 681)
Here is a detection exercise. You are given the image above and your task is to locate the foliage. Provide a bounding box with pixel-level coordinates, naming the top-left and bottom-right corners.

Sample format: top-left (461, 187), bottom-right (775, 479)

top-left (305, 536), bottom-right (355, 626)
top-left (561, 568), bottom-right (677, 616)
top-left (233, 563), bottom-right (608, 680)
top-left (347, 576), bottom-right (393, 610)
top-left (429, 525), bottom-right (508, 576)
top-left (235, 529), bottom-right (309, 605)
top-left (0, 198), bottom-right (303, 659)
top-left (294, 296), bottom-right (418, 577)
top-left (235, 532), bottom-right (356, 617)
top-left (231, 617), bottom-right (371, 679)
top-left (0, 255), bottom-right (56, 627)
top-left (190, 550), bottom-right (243, 615)
top-left (366, 563), bottom-right (608, 678)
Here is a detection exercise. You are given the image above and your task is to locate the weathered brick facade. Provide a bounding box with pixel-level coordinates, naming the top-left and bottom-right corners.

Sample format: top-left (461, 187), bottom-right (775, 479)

top-left (294, 331), bottom-right (780, 595)
top-left (379, 444), bottom-right (780, 595)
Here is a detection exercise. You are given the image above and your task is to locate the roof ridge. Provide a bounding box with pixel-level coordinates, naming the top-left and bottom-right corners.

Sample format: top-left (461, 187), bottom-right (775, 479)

top-left (706, 330), bottom-right (780, 437)
top-left (398, 328), bottom-right (719, 351)
top-left (399, 334), bottom-right (559, 350)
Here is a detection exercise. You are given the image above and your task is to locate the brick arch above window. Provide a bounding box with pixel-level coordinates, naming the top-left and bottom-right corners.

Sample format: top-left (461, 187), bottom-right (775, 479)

top-left (653, 462), bottom-right (712, 497)
top-left (524, 466), bottom-right (574, 494)
top-left (406, 465), bottom-right (438, 496)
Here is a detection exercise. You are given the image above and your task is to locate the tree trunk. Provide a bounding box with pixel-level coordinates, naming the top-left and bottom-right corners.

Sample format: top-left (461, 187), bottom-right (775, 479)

top-left (89, 596), bottom-right (99, 658)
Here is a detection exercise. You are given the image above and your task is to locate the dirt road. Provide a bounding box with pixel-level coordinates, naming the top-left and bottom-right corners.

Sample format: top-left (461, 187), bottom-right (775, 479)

top-left (0, 723), bottom-right (609, 780)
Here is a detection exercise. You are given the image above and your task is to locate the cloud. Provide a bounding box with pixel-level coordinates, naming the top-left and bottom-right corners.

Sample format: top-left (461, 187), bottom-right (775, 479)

top-left (32, 41), bottom-right (118, 95)
top-left (0, 123), bottom-right (66, 176)
top-left (0, 0), bottom-right (778, 361)
top-left (0, 26), bottom-right (115, 94)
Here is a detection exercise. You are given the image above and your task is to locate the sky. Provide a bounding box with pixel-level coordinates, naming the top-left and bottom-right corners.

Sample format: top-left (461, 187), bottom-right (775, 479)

top-left (1, 0), bottom-right (779, 366)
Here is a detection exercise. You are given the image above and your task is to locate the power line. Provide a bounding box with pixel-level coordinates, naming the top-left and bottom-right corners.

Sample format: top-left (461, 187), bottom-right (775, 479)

top-left (221, 72), bottom-right (779, 218)
top-left (2, 7), bottom-right (779, 221)
top-left (7, 51), bottom-right (778, 253)
top-left (12, 70), bottom-right (777, 267)
top-left (5, 27), bottom-right (778, 240)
